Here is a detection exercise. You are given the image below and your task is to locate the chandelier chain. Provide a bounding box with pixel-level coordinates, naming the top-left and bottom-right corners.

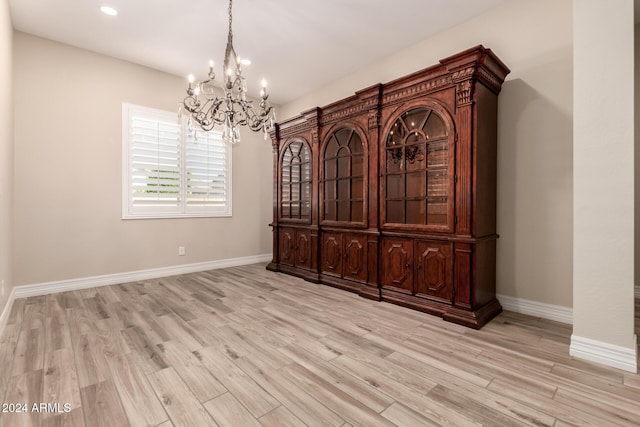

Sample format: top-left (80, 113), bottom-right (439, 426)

top-left (224, 0), bottom-right (234, 73)
top-left (179, 0), bottom-right (275, 144)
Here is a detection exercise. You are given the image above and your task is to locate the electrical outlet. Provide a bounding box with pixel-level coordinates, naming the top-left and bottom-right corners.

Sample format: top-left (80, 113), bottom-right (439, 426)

top-left (178, 246), bottom-right (185, 256)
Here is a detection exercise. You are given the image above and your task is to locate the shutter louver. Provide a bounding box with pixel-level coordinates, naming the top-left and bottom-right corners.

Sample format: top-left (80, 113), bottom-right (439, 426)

top-left (123, 103), bottom-right (231, 218)
top-left (130, 116), bottom-right (181, 208)
top-left (186, 130), bottom-right (228, 210)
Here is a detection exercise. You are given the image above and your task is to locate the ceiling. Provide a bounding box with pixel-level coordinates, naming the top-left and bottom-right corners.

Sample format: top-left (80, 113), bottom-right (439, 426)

top-left (9, 0), bottom-right (508, 105)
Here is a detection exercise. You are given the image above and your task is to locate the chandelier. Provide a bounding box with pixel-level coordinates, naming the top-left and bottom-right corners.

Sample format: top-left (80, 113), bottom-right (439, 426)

top-left (179, 0), bottom-right (275, 144)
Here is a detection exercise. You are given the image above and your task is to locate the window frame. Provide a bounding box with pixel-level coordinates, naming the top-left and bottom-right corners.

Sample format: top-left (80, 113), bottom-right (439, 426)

top-left (122, 103), bottom-right (232, 219)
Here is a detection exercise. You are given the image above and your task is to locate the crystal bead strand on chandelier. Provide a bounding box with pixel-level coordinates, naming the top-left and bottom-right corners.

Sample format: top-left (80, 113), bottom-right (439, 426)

top-left (179, 0), bottom-right (275, 144)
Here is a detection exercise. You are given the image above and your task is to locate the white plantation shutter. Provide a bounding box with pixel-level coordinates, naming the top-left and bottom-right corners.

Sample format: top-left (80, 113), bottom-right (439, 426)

top-left (185, 130), bottom-right (231, 213)
top-left (130, 115), bottom-right (181, 208)
top-left (122, 103), bottom-right (231, 218)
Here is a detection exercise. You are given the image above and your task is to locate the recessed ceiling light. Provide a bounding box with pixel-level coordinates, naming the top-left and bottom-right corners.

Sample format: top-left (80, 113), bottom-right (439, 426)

top-left (240, 58), bottom-right (251, 65)
top-left (100, 5), bottom-right (118, 16)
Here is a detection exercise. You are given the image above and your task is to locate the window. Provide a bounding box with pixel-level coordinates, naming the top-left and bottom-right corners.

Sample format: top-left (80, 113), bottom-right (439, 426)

top-left (122, 103), bottom-right (231, 218)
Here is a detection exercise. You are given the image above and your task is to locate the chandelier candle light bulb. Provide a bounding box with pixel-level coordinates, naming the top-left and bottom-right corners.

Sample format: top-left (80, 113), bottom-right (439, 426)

top-left (180, 0), bottom-right (275, 144)
top-left (260, 79), bottom-right (267, 99)
top-left (187, 74), bottom-right (194, 93)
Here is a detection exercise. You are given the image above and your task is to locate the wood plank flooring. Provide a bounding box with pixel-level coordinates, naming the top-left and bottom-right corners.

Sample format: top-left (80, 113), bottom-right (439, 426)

top-left (0, 263), bottom-right (638, 426)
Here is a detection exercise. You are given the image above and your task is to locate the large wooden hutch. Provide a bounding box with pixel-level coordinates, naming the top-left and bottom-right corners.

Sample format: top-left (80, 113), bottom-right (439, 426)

top-left (267, 46), bottom-right (510, 328)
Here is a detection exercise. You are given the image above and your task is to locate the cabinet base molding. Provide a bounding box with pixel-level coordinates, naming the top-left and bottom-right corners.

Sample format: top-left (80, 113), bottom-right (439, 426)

top-left (268, 263), bottom-right (320, 283)
top-left (358, 285), bottom-right (382, 301)
top-left (266, 262), bottom-right (279, 272)
top-left (442, 299), bottom-right (503, 329)
top-left (380, 288), bottom-right (502, 329)
top-left (319, 274), bottom-right (365, 294)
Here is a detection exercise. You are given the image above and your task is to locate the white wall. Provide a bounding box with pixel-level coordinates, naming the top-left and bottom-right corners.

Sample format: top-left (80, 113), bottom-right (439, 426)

top-left (281, 0), bottom-right (574, 308)
top-left (0, 0), bottom-right (13, 315)
top-left (12, 33), bottom-right (274, 286)
top-left (573, 0), bottom-right (636, 363)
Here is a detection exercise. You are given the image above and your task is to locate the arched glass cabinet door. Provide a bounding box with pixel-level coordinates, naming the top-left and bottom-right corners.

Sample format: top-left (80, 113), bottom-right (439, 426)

top-left (322, 128), bottom-right (365, 223)
top-left (384, 107), bottom-right (452, 228)
top-left (280, 140), bottom-right (311, 221)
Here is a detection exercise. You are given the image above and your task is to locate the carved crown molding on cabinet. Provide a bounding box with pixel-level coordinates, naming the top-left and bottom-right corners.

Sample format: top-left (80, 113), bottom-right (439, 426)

top-left (382, 76), bottom-right (452, 106)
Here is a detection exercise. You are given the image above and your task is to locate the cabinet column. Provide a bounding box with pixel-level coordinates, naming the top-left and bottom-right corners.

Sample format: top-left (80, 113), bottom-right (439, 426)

top-left (362, 108), bottom-right (381, 300)
top-left (450, 80), bottom-right (476, 320)
top-left (454, 80), bottom-right (474, 236)
top-left (267, 129), bottom-right (280, 271)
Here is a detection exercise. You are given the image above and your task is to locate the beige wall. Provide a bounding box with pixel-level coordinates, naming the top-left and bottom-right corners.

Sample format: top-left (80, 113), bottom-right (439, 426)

top-left (281, 0), bottom-right (574, 307)
top-left (573, 0), bottom-right (635, 349)
top-left (12, 33), bottom-right (274, 286)
top-left (0, 0), bottom-right (12, 312)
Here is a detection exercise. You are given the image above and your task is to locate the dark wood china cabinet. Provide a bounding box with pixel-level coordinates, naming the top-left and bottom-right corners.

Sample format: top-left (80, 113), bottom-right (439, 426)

top-left (268, 46), bottom-right (510, 328)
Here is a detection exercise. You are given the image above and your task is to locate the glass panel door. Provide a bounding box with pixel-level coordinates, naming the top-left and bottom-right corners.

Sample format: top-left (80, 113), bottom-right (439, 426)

top-left (280, 140), bottom-right (311, 220)
top-left (322, 128), bottom-right (365, 224)
top-left (384, 108), bottom-right (451, 227)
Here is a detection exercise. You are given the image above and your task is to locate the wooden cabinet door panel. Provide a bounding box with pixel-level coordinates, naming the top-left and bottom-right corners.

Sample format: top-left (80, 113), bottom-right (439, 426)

top-left (414, 240), bottom-right (452, 302)
top-left (279, 228), bottom-right (295, 266)
top-left (343, 234), bottom-right (367, 282)
top-left (381, 239), bottom-right (413, 293)
top-left (295, 230), bottom-right (311, 269)
top-left (321, 233), bottom-right (342, 276)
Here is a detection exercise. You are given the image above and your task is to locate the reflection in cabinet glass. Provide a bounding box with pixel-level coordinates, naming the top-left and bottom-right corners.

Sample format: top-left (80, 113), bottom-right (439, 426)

top-left (385, 108), bottom-right (451, 226)
top-left (323, 128), bottom-right (365, 223)
top-left (281, 141), bottom-right (311, 220)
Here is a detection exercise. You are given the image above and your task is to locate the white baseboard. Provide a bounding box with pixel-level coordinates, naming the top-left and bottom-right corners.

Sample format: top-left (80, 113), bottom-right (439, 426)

top-left (13, 253), bottom-right (272, 299)
top-left (570, 334), bottom-right (637, 373)
top-left (497, 294), bottom-right (573, 324)
top-left (0, 287), bottom-right (16, 336)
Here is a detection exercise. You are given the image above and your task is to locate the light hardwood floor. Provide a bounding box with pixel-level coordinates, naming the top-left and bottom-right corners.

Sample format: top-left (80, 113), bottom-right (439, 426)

top-left (0, 263), bottom-right (639, 426)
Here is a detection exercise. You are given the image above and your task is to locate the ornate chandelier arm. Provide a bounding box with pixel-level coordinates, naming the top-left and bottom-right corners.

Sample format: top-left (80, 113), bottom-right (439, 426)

top-left (184, 96), bottom-right (226, 131)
